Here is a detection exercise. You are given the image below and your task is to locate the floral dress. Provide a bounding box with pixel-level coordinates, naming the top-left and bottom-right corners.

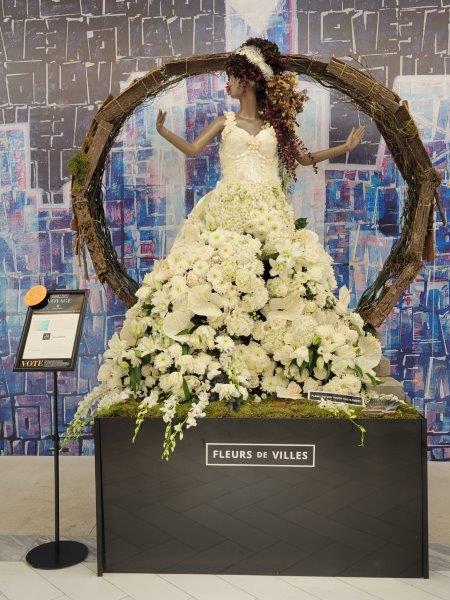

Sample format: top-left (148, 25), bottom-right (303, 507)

top-left (66, 109), bottom-right (382, 457)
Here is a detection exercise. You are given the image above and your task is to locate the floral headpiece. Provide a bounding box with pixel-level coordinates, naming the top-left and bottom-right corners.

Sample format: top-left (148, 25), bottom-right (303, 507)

top-left (235, 44), bottom-right (274, 80)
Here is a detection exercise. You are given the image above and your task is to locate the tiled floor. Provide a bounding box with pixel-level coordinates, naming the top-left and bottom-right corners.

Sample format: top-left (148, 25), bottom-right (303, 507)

top-left (0, 561), bottom-right (449, 600)
top-left (0, 458), bottom-right (449, 599)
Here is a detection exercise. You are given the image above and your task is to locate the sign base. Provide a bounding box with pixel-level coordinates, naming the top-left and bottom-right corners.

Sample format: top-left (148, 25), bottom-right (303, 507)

top-left (26, 540), bottom-right (88, 570)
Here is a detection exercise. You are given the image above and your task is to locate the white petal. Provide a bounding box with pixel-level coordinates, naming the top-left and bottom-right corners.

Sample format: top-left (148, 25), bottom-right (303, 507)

top-left (163, 310), bottom-right (192, 341)
top-left (188, 284), bottom-right (222, 317)
top-left (338, 285), bottom-right (350, 307)
top-left (266, 293), bottom-right (302, 320)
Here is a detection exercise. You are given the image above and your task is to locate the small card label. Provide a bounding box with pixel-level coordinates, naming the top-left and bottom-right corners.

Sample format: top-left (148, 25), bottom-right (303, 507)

top-left (307, 390), bottom-right (363, 406)
top-left (206, 443), bottom-right (315, 467)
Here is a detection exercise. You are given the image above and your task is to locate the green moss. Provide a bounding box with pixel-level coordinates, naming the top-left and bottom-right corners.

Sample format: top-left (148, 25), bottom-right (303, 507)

top-left (96, 396), bottom-right (422, 421)
top-left (68, 150), bottom-right (90, 189)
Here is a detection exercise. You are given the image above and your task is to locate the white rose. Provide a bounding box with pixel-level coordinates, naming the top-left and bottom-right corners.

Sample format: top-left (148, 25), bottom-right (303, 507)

top-left (186, 271), bottom-right (199, 286)
top-left (267, 313), bottom-right (287, 330)
top-left (159, 371), bottom-right (183, 394)
top-left (198, 245), bottom-right (214, 260)
top-left (276, 381), bottom-right (302, 399)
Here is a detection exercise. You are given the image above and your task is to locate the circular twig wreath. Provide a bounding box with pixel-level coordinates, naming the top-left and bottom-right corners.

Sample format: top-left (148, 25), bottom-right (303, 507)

top-left (69, 53), bottom-right (445, 329)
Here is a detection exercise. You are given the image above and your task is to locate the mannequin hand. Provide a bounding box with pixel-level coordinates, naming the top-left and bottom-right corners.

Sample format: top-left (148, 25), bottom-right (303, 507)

top-left (345, 125), bottom-right (365, 151)
top-left (156, 109), bottom-right (167, 134)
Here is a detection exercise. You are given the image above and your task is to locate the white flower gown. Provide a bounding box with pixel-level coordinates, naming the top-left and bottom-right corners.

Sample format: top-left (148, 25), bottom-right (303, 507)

top-left (72, 109), bottom-right (382, 453)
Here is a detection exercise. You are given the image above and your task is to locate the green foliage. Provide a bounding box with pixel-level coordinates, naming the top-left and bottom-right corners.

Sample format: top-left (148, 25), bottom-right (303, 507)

top-left (129, 366), bottom-right (142, 392)
top-left (68, 150), bottom-right (90, 189)
top-left (294, 217), bottom-right (308, 230)
top-left (182, 377), bottom-right (191, 402)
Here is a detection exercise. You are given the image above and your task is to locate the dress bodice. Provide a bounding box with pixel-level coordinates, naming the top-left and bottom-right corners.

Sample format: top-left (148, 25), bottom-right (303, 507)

top-left (218, 110), bottom-right (282, 188)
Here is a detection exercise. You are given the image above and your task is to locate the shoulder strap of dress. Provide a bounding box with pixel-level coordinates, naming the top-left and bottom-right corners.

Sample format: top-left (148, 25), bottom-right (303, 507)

top-left (222, 111), bottom-right (236, 138)
top-left (224, 110), bottom-right (236, 125)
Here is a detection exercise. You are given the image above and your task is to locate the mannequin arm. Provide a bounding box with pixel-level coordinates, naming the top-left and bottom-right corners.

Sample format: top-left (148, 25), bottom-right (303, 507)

top-left (299, 142), bottom-right (349, 166)
top-left (157, 111), bottom-right (225, 156)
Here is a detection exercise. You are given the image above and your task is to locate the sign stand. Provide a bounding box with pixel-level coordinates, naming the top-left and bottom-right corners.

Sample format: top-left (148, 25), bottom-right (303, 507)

top-left (25, 371), bottom-right (88, 569)
top-left (14, 289), bottom-right (90, 569)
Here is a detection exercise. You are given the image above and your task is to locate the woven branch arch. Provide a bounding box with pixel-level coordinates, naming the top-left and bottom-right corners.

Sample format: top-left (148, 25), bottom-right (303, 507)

top-left (70, 52), bottom-right (445, 329)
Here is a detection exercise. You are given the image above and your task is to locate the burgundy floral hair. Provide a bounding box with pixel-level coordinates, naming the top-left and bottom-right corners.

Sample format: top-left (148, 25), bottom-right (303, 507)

top-left (224, 37), bottom-right (318, 181)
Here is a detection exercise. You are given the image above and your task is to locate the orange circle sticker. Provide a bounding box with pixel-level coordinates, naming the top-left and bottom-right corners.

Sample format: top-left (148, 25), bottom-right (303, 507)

top-left (24, 285), bottom-right (48, 307)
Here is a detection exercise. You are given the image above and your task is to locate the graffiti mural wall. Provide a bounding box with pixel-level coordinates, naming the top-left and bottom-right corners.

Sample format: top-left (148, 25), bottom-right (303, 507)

top-left (0, 0), bottom-right (449, 457)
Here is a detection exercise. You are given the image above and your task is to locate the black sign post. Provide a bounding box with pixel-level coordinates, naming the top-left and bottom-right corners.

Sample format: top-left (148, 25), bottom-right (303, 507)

top-left (14, 289), bottom-right (89, 569)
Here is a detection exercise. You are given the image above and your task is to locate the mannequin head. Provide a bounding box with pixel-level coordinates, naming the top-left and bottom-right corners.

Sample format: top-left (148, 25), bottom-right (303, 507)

top-left (223, 37), bottom-right (315, 180)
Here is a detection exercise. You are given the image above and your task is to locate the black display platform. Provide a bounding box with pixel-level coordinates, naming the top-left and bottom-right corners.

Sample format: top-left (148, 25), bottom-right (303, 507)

top-left (94, 416), bottom-right (428, 577)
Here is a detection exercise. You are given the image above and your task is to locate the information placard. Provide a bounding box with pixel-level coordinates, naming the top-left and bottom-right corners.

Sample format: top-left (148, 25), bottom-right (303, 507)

top-left (307, 390), bottom-right (363, 406)
top-left (14, 289), bottom-right (89, 371)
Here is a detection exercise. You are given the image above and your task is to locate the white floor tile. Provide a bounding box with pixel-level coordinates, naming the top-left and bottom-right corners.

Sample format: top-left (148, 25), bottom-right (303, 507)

top-left (83, 561), bottom-right (98, 575)
top-left (104, 573), bottom-right (193, 600)
top-left (0, 562), bottom-right (61, 600)
top-left (338, 576), bottom-right (444, 600)
top-left (220, 574), bottom-right (317, 599)
top-left (280, 575), bottom-right (379, 599)
top-left (436, 571), bottom-right (450, 578)
top-left (400, 572), bottom-right (450, 599)
top-left (32, 562), bottom-right (126, 600)
top-left (160, 573), bottom-right (256, 600)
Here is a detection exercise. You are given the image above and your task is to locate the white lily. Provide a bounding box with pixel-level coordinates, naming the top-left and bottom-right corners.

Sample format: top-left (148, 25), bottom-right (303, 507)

top-left (335, 285), bottom-right (351, 316)
top-left (264, 292), bottom-right (303, 321)
top-left (291, 345), bottom-right (309, 366)
top-left (355, 334), bottom-right (382, 371)
top-left (187, 283), bottom-right (222, 317)
top-left (162, 310), bottom-right (193, 341)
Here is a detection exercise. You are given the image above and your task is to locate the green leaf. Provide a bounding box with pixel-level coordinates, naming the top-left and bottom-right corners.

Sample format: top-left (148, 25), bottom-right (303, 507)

top-left (176, 323), bottom-right (199, 336)
top-left (182, 344), bottom-right (189, 355)
top-left (265, 252), bottom-right (279, 261)
top-left (354, 364), bottom-right (364, 378)
top-left (367, 372), bottom-right (382, 386)
top-left (294, 217), bottom-right (308, 230)
top-left (308, 347), bottom-right (316, 371)
top-left (130, 366), bottom-right (141, 392)
top-left (182, 377), bottom-right (191, 402)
